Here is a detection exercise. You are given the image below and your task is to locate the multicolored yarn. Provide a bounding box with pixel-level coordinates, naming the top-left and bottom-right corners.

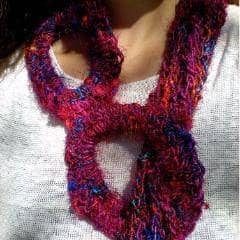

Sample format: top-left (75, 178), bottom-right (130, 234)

top-left (24, 0), bottom-right (227, 239)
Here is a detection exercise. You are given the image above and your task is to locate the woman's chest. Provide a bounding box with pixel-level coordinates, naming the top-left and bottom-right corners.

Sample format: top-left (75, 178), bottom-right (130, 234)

top-left (0, 45), bottom-right (238, 239)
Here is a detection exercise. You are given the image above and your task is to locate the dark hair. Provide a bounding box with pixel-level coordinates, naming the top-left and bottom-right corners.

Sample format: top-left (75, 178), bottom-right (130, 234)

top-left (0, 0), bottom-right (70, 59)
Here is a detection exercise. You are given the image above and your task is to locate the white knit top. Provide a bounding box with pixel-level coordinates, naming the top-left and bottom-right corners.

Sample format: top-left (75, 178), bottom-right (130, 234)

top-left (0, 5), bottom-right (239, 240)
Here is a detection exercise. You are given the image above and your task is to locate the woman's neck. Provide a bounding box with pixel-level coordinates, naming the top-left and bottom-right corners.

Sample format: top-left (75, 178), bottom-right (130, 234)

top-left (52, 0), bottom-right (179, 83)
top-left (106, 0), bottom-right (179, 41)
top-left (106, 0), bottom-right (164, 27)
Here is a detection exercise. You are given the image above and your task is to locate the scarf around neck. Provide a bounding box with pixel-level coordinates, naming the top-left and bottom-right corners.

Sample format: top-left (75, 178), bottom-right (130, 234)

top-left (24, 0), bottom-right (227, 239)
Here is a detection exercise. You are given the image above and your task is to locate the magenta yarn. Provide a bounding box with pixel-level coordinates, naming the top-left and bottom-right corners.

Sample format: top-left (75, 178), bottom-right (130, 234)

top-left (24, 0), bottom-right (227, 239)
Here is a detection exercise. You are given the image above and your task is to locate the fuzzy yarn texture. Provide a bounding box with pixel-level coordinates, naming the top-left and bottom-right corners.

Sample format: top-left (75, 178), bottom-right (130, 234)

top-left (23, 0), bottom-right (228, 239)
top-left (0, 3), bottom-right (238, 240)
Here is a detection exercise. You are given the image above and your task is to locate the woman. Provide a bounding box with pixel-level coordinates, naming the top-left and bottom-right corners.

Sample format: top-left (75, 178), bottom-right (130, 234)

top-left (0, 0), bottom-right (239, 239)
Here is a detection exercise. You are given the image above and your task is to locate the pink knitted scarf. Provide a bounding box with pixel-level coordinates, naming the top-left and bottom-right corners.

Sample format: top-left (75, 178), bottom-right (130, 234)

top-left (24, 0), bottom-right (227, 239)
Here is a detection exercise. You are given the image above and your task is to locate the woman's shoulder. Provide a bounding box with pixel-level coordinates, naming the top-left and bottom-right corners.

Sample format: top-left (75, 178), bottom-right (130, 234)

top-left (222, 4), bottom-right (239, 47)
top-left (0, 47), bottom-right (36, 121)
top-left (0, 48), bottom-right (26, 90)
top-left (206, 4), bottom-right (239, 85)
top-left (226, 4), bottom-right (239, 24)
top-left (213, 4), bottom-right (239, 55)
top-left (219, 4), bottom-right (238, 50)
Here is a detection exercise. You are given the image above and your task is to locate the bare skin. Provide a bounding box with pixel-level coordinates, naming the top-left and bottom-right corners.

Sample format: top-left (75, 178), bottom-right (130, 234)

top-left (52, 0), bottom-right (179, 84)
